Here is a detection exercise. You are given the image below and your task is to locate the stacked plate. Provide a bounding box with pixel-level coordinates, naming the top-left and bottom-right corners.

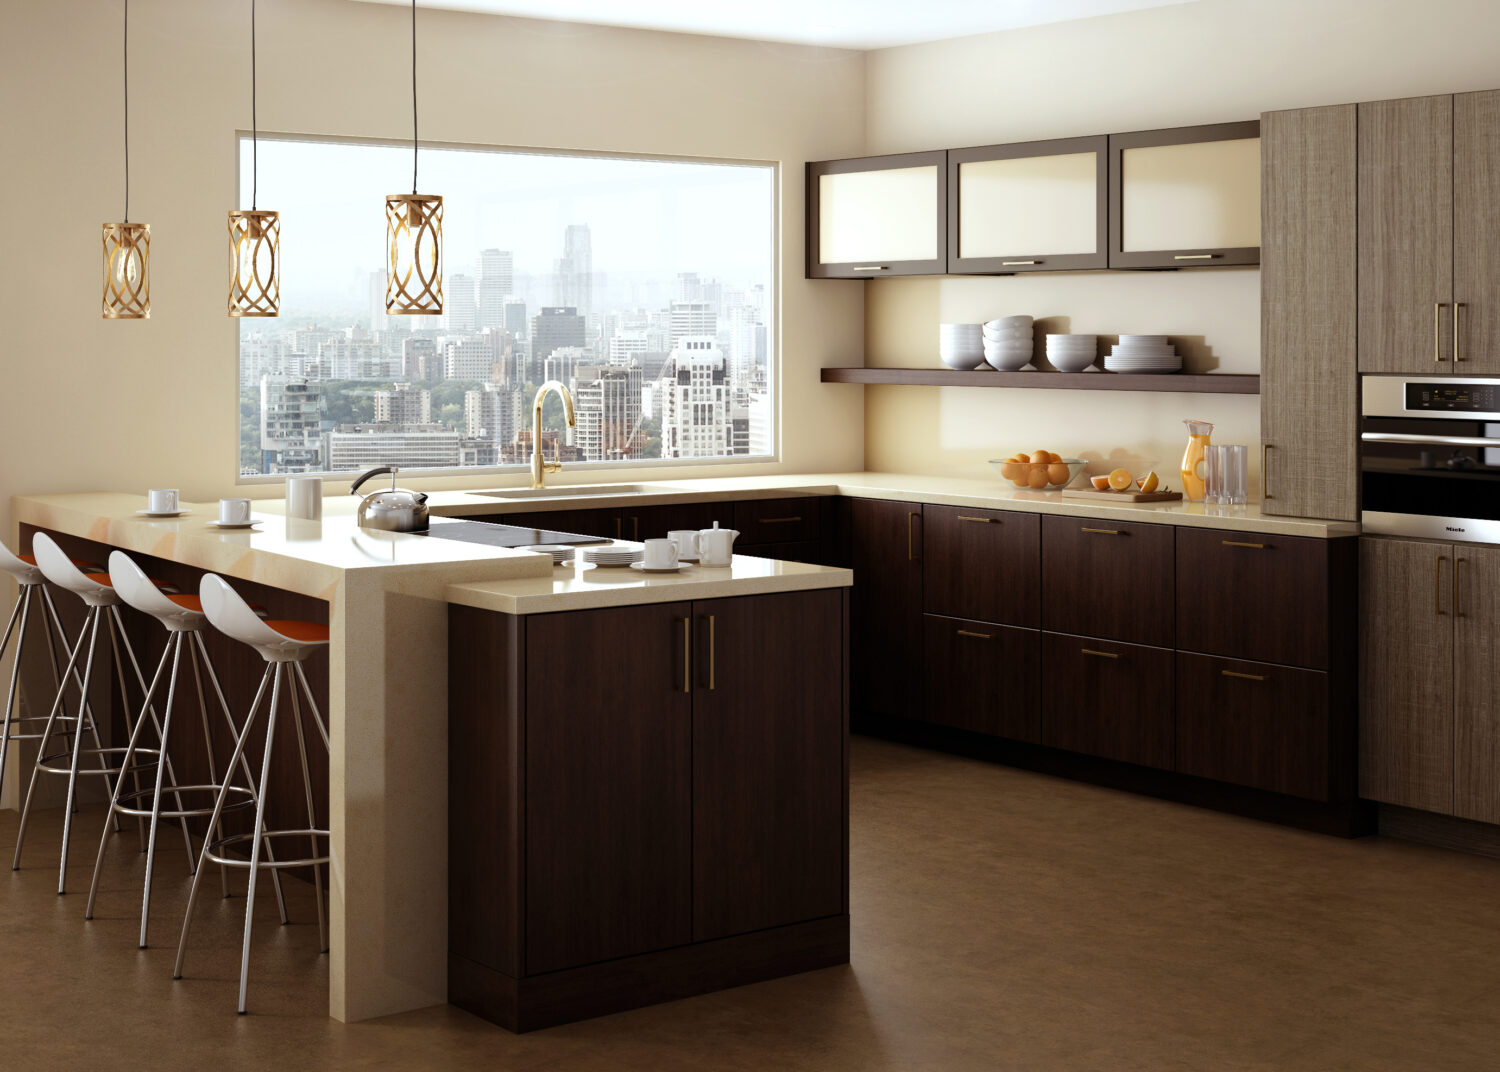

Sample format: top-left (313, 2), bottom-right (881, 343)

top-left (939, 323), bottom-right (985, 370)
top-left (1104, 335), bottom-right (1181, 374)
top-left (522, 544), bottom-right (575, 566)
top-left (582, 545), bottom-right (643, 568)
top-left (982, 316), bottom-right (1033, 371)
top-left (1045, 334), bottom-right (1098, 372)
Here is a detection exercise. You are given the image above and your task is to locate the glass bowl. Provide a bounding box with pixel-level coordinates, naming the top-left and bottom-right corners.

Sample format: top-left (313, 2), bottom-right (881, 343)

top-left (988, 457), bottom-right (1087, 491)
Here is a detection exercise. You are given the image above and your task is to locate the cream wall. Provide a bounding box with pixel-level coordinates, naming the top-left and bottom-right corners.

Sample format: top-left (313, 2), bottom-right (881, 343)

top-left (860, 0), bottom-right (1500, 478)
top-left (0, 0), bottom-right (865, 808)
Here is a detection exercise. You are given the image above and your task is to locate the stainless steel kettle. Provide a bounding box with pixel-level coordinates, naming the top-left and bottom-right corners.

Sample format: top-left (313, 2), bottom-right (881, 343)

top-left (349, 466), bottom-right (430, 532)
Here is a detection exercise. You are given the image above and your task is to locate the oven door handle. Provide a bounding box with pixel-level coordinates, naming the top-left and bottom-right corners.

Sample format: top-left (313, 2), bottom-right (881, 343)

top-left (1361, 432), bottom-right (1500, 448)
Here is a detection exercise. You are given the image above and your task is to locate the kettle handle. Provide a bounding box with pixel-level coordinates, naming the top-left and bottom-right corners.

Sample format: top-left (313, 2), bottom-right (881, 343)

top-left (350, 466), bottom-right (397, 496)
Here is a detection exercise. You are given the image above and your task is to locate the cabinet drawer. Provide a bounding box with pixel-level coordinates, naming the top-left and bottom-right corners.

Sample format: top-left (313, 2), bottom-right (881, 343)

top-left (923, 615), bottom-right (1039, 742)
top-left (734, 498), bottom-right (821, 545)
top-left (923, 506), bottom-right (1040, 626)
top-left (1176, 652), bottom-right (1330, 800)
top-left (1041, 515), bottom-right (1174, 647)
top-left (1041, 632), bottom-right (1174, 769)
top-left (1175, 528), bottom-right (1331, 669)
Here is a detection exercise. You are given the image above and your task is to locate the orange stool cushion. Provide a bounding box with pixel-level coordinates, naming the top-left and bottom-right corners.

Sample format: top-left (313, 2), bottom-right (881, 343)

top-left (262, 619), bottom-right (330, 644)
top-left (165, 593), bottom-right (204, 613)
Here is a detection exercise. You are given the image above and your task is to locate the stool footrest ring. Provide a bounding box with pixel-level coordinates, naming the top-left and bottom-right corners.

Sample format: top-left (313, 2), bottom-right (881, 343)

top-left (205, 829), bottom-right (329, 870)
top-left (111, 784), bottom-right (255, 820)
top-left (37, 746), bottom-right (160, 777)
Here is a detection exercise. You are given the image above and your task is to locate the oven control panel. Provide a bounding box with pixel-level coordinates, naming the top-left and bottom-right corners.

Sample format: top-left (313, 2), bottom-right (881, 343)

top-left (1406, 382), bottom-right (1500, 412)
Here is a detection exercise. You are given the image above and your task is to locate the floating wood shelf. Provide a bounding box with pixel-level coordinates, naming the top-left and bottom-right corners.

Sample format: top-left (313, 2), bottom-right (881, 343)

top-left (820, 367), bottom-right (1260, 394)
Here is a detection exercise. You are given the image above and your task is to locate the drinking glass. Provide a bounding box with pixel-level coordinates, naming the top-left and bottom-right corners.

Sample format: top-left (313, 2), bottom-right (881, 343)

top-left (1204, 445), bottom-right (1227, 505)
top-left (1222, 444), bottom-right (1248, 505)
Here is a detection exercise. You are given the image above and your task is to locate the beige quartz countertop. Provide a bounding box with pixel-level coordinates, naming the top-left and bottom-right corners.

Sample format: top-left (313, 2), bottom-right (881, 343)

top-left (413, 471), bottom-right (1359, 539)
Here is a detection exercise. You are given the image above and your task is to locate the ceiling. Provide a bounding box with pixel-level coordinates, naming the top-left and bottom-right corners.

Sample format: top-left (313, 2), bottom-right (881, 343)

top-left (350, 0), bottom-right (1207, 50)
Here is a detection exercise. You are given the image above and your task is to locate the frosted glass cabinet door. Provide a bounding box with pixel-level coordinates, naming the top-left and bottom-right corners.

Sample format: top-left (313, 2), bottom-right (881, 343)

top-left (1109, 121), bottom-right (1262, 269)
top-left (806, 152), bottom-right (947, 278)
top-left (947, 135), bottom-right (1108, 274)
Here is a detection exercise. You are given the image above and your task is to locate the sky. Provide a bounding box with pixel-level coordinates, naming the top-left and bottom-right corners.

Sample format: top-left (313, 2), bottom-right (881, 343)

top-left (237, 135), bottom-right (776, 312)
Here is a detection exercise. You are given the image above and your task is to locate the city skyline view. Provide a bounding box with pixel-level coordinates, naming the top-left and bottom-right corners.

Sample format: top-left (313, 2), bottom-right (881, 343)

top-left (238, 135), bottom-right (776, 477)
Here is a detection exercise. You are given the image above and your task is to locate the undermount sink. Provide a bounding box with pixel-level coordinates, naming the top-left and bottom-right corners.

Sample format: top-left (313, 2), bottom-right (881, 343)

top-left (473, 483), bottom-right (684, 500)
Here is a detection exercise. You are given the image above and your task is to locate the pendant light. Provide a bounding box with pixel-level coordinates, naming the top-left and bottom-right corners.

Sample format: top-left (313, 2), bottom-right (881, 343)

top-left (228, 0), bottom-right (279, 317)
top-left (385, 0), bottom-right (443, 315)
top-left (102, 0), bottom-right (149, 319)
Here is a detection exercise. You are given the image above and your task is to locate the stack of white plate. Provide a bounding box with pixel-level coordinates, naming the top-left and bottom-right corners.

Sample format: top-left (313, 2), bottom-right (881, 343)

top-left (1045, 334), bottom-right (1098, 373)
top-left (582, 545), bottom-right (643, 568)
top-left (522, 544), bottom-right (575, 566)
top-left (1104, 335), bottom-right (1181, 374)
top-left (982, 316), bottom-right (1033, 371)
top-left (939, 323), bottom-right (985, 369)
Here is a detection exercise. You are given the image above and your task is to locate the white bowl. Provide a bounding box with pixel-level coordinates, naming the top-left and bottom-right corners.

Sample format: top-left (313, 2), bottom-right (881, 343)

top-left (985, 316), bottom-right (1033, 330)
top-left (1048, 351), bottom-right (1098, 372)
top-left (984, 327), bottom-right (1032, 339)
top-left (985, 351), bottom-right (1032, 372)
top-left (1046, 333), bottom-right (1096, 342)
top-left (941, 351), bottom-right (986, 370)
top-left (940, 322), bottom-right (982, 333)
top-left (1118, 335), bottom-right (1169, 345)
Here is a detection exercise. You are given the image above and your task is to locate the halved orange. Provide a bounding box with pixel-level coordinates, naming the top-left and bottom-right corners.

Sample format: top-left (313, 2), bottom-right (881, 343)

top-left (1138, 471), bottom-right (1160, 493)
top-left (1107, 468), bottom-right (1134, 491)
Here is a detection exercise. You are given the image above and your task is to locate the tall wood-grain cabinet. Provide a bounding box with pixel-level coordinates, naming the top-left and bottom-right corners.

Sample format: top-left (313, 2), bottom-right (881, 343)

top-left (1259, 104), bottom-right (1359, 521)
top-left (1359, 537), bottom-right (1500, 822)
top-left (1358, 90), bottom-right (1500, 374)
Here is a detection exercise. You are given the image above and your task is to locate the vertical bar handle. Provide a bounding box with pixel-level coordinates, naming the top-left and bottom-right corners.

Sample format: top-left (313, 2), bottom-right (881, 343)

top-left (676, 618), bottom-right (691, 693)
top-left (1436, 554), bottom-right (1449, 616)
top-left (1454, 557), bottom-right (1466, 618)
top-left (1435, 302), bottom-right (1445, 365)
top-left (1262, 443), bottom-right (1273, 500)
top-left (708, 615), bottom-right (716, 690)
top-left (1454, 302), bottom-right (1463, 363)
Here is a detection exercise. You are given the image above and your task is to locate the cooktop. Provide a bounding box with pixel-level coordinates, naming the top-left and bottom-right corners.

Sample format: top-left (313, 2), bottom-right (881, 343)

top-left (416, 517), bottom-right (611, 548)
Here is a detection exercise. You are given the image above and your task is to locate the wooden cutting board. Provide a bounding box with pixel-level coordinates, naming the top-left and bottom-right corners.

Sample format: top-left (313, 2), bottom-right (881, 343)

top-left (1061, 488), bottom-right (1184, 503)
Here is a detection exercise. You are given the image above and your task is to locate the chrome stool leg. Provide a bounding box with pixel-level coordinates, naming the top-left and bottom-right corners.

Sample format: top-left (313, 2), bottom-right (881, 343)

top-left (286, 666), bottom-right (327, 953)
top-left (40, 587), bottom-right (122, 831)
top-left (53, 608), bottom-right (104, 893)
top-left (237, 664), bottom-right (283, 1014)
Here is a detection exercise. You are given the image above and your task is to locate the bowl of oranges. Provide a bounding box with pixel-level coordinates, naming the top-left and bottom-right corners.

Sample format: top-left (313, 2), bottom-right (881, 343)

top-left (989, 451), bottom-right (1088, 491)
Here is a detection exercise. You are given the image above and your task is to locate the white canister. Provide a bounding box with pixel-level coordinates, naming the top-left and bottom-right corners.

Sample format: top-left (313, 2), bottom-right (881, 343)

top-left (286, 475), bottom-right (323, 521)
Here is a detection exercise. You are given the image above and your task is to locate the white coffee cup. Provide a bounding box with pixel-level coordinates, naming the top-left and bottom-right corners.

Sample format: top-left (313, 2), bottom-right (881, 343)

top-left (285, 475), bottom-right (322, 521)
top-left (147, 488), bottom-right (179, 514)
top-left (642, 538), bottom-right (680, 570)
top-left (219, 498), bottom-right (252, 526)
top-left (667, 529), bottom-right (699, 560)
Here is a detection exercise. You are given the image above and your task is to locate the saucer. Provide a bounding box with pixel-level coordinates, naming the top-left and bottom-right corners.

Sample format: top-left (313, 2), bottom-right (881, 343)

top-left (630, 562), bottom-right (693, 574)
top-left (204, 520), bottom-right (262, 530)
top-left (136, 509), bottom-right (190, 518)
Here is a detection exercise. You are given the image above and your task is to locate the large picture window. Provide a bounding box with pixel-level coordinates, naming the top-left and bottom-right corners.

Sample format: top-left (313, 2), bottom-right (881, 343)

top-left (237, 135), bottom-right (775, 477)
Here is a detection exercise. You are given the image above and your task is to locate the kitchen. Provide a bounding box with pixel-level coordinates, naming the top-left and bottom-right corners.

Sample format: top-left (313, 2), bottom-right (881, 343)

top-left (4, 0), bottom-right (1500, 1068)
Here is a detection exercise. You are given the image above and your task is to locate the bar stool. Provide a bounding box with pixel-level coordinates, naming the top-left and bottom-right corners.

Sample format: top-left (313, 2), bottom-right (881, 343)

top-left (0, 540), bottom-right (114, 814)
top-left (174, 573), bottom-right (329, 1014)
top-left (84, 551), bottom-right (288, 948)
top-left (11, 533), bottom-right (188, 894)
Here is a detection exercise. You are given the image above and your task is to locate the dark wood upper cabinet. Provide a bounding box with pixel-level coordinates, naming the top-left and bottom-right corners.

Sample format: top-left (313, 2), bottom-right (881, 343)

top-left (850, 498), bottom-right (923, 719)
top-left (1108, 120), bottom-right (1261, 269)
top-left (923, 614), bottom-right (1040, 742)
top-left (692, 590), bottom-right (845, 942)
top-left (806, 152), bottom-right (947, 278)
top-left (1453, 89), bottom-right (1500, 375)
top-left (923, 505), bottom-right (1040, 627)
top-left (1040, 515), bottom-right (1173, 648)
top-left (946, 135), bottom-right (1108, 274)
top-left (1259, 103), bottom-right (1359, 522)
top-left (1358, 94), bottom-right (1454, 374)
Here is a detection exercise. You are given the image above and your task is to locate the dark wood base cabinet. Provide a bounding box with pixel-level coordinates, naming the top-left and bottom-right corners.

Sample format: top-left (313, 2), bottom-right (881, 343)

top-left (923, 615), bottom-right (1039, 741)
top-left (448, 588), bottom-right (849, 1032)
top-left (1041, 632), bottom-right (1174, 769)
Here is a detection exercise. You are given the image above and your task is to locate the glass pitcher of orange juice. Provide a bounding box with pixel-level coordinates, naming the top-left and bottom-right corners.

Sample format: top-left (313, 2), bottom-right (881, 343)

top-left (1181, 419), bottom-right (1213, 500)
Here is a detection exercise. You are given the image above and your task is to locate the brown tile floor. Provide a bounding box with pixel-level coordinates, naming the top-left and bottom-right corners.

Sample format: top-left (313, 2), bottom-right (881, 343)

top-left (5, 737), bottom-right (1500, 1070)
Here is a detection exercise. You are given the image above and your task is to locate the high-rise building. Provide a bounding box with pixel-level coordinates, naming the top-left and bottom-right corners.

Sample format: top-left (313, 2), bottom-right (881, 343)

top-left (324, 425), bottom-right (462, 471)
top-left (573, 364), bottom-right (644, 462)
top-left (447, 273), bottom-right (478, 333)
top-left (675, 272), bottom-right (702, 304)
top-left (543, 346), bottom-right (588, 386)
top-left (726, 304), bottom-right (767, 386)
top-left (669, 302), bottom-right (716, 349)
top-left (402, 337), bottom-right (440, 381)
top-left (368, 270), bottom-right (388, 333)
top-left (373, 383), bottom-right (432, 425)
top-left (260, 375), bottom-right (323, 473)
top-left (464, 383), bottom-right (524, 444)
top-left (443, 329), bottom-right (509, 382)
top-left (503, 298), bottom-right (528, 340)
top-left (318, 336), bottom-right (383, 379)
top-left (608, 330), bottom-right (648, 366)
top-left (529, 307), bottom-right (586, 379)
top-left (554, 224), bottom-right (593, 316)
top-left (478, 249), bottom-right (513, 330)
top-left (747, 392), bottom-right (772, 456)
top-left (661, 338), bottom-right (733, 459)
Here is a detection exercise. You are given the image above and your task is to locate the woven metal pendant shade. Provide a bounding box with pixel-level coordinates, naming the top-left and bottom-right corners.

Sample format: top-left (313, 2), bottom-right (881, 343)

top-left (385, 193), bottom-right (443, 315)
top-left (228, 209), bottom-right (279, 317)
top-left (102, 222), bottom-right (150, 319)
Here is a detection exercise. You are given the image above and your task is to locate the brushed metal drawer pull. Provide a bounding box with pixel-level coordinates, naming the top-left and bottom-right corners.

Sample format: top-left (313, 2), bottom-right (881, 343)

top-left (1221, 670), bottom-right (1266, 682)
top-left (957, 515), bottom-right (997, 523)
top-left (1081, 527), bottom-right (1122, 535)
top-left (1262, 443), bottom-right (1273, 500)
top-left (758, 516), bottom-right (803, 524)
top-left (956, 629), bottom-right (992, 640)
top-left (1455, 301), bottom-right (1464, 363)
top-left (1081, 648), bottom-right (1119, 659)
top-left (1174, 254), bottom-right (1217, 260)
top-left (853, 266), bottom-right (888, 272)
top-left (1001, 260), bottom-right (1039, 266)
top-left (1435, 302), bottom-right (1445, 365)
top-left (1221, 540), bottom-right (1267, 549)
top-left (677, 618), bottom-right (691, 693)
top-left (708, 615), bottom-right (716, 690)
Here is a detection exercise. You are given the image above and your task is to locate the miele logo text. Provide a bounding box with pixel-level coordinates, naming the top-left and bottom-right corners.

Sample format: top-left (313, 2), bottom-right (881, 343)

top-left (1446, 526), bottom-right (1466, 532)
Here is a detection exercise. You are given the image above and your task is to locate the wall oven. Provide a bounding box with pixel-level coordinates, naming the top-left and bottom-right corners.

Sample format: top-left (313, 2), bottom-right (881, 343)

top-left (1361, 376), bottom-right (1500, 544)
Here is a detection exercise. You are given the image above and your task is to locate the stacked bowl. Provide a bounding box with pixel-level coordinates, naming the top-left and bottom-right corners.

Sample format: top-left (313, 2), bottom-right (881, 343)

top-left (939, 323), bottom-right (985, 369)
top-left (982, 316), bottom-right (1033, 371)
top-left (1104, 335), bottom-right (1181, 374)
top-left (1044, 334), bottom-right (1098, 372)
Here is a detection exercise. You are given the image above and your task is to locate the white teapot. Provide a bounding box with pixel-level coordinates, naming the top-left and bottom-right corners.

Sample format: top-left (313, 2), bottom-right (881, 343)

top-left (695, 521), bottom-right (740, 567)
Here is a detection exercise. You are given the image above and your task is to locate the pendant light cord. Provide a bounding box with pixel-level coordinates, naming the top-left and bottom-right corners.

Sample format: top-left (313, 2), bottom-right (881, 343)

top-left (411, 0), bottom-right (418, 195)
top-left (251, 0), bottom-right (258, 210)
top-left (123, 0), bottom-right (129, 222)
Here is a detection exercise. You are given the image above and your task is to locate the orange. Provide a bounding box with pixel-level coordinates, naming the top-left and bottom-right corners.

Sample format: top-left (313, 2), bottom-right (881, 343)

top-left (999, 462), bottom-right (1021, 480)
top-left (1139, 471), bottom-right (1160, 493)
top-left (1029, 450), bottom-right (1050, 464)
top-left (1047, 451), bottom-right (1063, 464)
top-left (1107, 468), bottom-right (1134, 491)
top-left (1026, 467), bottom-right (1051, 489)
top-left (1090, 475), bottom-right (1111, 491)
top-left (1046, 463), bottom-right (1071, 486)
